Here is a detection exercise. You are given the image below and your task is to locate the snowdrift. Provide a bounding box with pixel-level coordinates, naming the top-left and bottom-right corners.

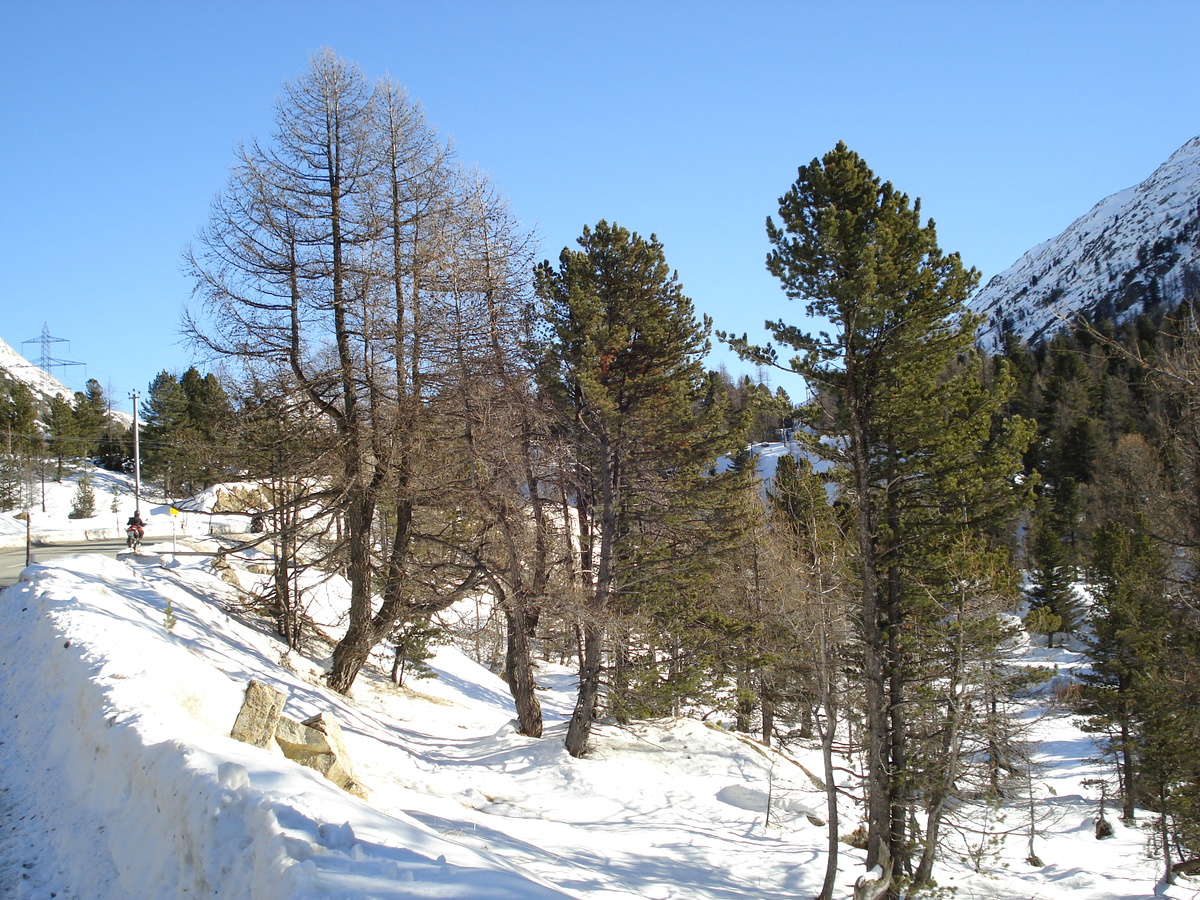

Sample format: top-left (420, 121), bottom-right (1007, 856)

top-left (0, 555), bottom-right (570, 898)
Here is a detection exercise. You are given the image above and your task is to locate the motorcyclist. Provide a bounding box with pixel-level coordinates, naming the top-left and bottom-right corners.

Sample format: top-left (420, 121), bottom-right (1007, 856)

top-left (126, 511), bottom-right (145, 544)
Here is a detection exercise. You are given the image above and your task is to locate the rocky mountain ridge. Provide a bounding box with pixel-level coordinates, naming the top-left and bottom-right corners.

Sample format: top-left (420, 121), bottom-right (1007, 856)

top-left (0, 336), bottom-right (134, 429)
top-left (970, 135), bottom-right (1200, 351)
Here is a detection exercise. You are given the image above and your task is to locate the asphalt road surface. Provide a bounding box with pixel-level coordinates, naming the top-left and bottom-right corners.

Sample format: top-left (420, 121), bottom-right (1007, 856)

top-left (0, 539), bottom-right (129, 589)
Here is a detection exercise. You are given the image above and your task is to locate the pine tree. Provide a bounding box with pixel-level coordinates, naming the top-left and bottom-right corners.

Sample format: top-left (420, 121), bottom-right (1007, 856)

top-left (1068, 302), bottom-right (1200, 878)
top-left (69, 472), bottom-right (96, 519)
top-left (1026, 498), bottom-right (1081, 648)
top-left (0, 377), bottom-right (38, 512)
top-left (47, 395), bottom-right (77, 481)
top-left (767, 452), bottom-right (854, 900)
top-left (0, 376), bottom-right (38, 455)
top-left (142, 368), bottom-right (232, 493)
top-left (723, 142), bottom-right (1034, 885)
top-left (536, 220), bottom-right (747, 757)
top-left (72, 379), bottom-right (109, 459)
top-left (0, 454), bottom-right (22, 512)
top-left (388, 616), bottom-right (444, 686)
top-left (1081, 516), bottom-right (1170, 820)
top-left (141, 370), bottom-right (189, 483)
top-left (1027, 496), bottom-right (1084, 652)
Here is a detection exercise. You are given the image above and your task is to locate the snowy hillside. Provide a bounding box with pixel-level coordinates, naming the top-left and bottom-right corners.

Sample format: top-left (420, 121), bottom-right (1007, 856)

top-left (0, 334), bottom-right (74, 404)
top-left (970, 135), bottom-right (1200, 351)
top-left (0, 334), bottom-right (135, 428)
top-left (0, 471), bottom-right (1188, 899)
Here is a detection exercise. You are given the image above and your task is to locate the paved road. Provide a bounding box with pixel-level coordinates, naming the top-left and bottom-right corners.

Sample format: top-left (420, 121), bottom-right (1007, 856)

top-left (0, 539), bottom-right (128, 589)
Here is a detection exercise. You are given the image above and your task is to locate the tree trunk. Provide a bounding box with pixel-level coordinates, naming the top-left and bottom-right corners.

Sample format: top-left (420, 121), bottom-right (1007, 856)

top-left (1161, 787), bottom-right (1175, 887)
top-left (326, 490), bottom-right (386, 694)
top-left (817, 623), bottom-right (840, 900)
top-left (847, 382), bottom-right (893, 878)
top-left (914, 716), bottom-right (964, 885)
top-left (735, 667), bottom-right (754, 733)
top-left (566, 437), bottom-right (617, 757)
top-left (886, 555), bottom-right (910, 877)
top-left (566, 622), bottom-right (604, 757)
top-left (612, 633), bottom-right (632, 724)
top-left (1119, 715), bottom-right (1136, 821)
top-left (505, 605), bottom-right (543, 737)
top-left (760, 675), bottom-right (775, 746)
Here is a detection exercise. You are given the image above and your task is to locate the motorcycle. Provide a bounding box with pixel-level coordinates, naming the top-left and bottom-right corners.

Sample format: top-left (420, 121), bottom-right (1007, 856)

top-left (126, 524), bottom-right (144, 552)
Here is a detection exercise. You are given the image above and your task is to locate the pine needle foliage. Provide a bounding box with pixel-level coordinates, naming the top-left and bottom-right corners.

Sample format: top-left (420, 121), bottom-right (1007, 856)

top-left (536, 220), bottom-right (751, 755)
top-left (723, 142), bottom-right (1035, 884)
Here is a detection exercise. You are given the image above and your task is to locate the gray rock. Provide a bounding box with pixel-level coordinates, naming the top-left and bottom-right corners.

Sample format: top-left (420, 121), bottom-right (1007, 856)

top-left (230, 680), bottom-right (285, 748)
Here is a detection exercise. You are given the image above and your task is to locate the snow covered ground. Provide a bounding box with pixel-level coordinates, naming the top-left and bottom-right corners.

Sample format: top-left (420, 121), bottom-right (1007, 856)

top-left (0, 465), bottom-right (243, 552)
top-left (0, 470), bottom-right (1190, 899)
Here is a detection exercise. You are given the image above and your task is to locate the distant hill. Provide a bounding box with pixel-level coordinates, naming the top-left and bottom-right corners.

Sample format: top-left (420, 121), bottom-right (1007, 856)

top-left (0, 335), bottom-right (75, 406)
top-left (0, 336), bottom-right (132, 428)
top-left (970, 135), bottom-right (1200, 351)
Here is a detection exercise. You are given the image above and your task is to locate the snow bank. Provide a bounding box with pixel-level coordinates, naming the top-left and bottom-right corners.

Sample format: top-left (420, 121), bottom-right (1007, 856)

top-left (0, 555), bottom-right (571, 899)
top-left (0, 559), bottom-right (290, 898)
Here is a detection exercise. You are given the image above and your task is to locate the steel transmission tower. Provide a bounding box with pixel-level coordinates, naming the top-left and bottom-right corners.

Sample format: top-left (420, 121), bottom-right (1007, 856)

top-left (21, 323), bottom-right (84, 380)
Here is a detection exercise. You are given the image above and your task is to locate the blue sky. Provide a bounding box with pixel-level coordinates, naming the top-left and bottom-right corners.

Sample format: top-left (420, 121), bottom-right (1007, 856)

top-left (3, 1), bottom-right (1198, 413)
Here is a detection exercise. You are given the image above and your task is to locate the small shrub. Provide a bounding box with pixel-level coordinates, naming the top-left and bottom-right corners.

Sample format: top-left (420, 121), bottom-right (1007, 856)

top-left (69, 474), bottom-right (96, 519)
top-left (0, 455), bottom-right (21, 512)
top-left (389, 617), bottom-right (444, 686)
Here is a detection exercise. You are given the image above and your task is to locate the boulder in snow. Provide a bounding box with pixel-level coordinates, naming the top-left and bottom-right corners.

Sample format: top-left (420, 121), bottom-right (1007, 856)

top-left (230, 680), bottom-right (285, 748)
top-left (276, 712), bottom-right (368, 800)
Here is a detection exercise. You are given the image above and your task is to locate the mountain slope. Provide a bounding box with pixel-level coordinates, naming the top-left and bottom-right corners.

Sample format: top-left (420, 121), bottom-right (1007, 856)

top-left (0, 334), bottom-right (135, 430)
top-left (0, 335), bottom-right (74, 404)
top-left (970, 136), bottom-right (1200, 351)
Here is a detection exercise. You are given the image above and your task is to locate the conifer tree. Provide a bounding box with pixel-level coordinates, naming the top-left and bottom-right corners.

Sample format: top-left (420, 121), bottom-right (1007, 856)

top-left (0, 455), bottom-right (21, 513)
top-left (1081, 516), bottom-right (1170, 820)
top-left (0, 377), bottom-right (38, 455)
top-left (767, 452), bottom-right (853, 900)
top-left (46, 395), bottom-right (77, 481)
top-left (187, 51), bottom-right (526, 695)
top-left (142, 367), bottom-right (232, 492)
top-left (536, 220), bottom-right (747, 757)
top-left (72, 379), bottom-right (109, 458)
top-left (69, 472), bottom-right (96, 519)
top-left (0, 377), bottom-right (39, 511)
top-left (141, 371), bottom-right (189, 483)
top-left (1026, 498), bottom-right (1081, 649)
top-left (723, 143), bottom-right (1034, 885)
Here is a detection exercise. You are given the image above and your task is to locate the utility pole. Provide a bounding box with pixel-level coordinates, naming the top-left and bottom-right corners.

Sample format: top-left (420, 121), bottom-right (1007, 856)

top-left (129, 390), bottom-right (141, 513)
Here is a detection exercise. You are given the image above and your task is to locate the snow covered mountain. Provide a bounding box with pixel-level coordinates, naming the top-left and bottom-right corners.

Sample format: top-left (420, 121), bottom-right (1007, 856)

top-left (0, 334), bottom-right (135, 429)
top-left (970, 135), bottom-right (1200, 351)
top-left (0, 334), bottom-right (74, 404)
